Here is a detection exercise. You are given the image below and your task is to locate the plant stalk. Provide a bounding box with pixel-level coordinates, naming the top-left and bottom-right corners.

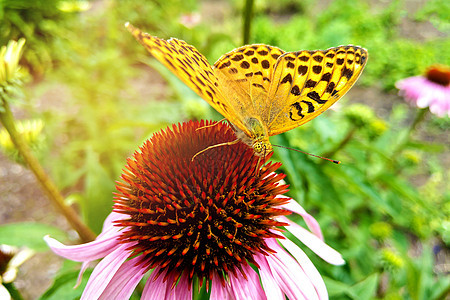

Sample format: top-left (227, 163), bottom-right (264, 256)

top-left (0, 99), bottom-right (96, 242)
top-left (392, 108), bottom-right (428, 157)
top-left (242, 0), bottom-right (254, 45)
top-left (321, 126), bottom-right (357, 162)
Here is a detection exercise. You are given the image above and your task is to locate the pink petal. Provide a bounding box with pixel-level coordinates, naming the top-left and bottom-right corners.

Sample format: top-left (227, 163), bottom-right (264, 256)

top-left (98, 255), bottom-right (148, 300)
top-left (44, 234), bottom-right (121, 262)
top-left (279, 216), bottom-right (345, 265)
top-left (211, 275), bottom-right (232, 300)
top-left (278, 235), bottom-right (328, 300)
top-left (81, 243), bottom-right (132, 300)
top-left (228, 264), bottom-right (267, 300)
top-left (167, 272), bottom-right (192, 300)
top-left (278, 196), bottom-right (323, 240)
top-left (255, 255), bottom-right (284, 300)
top-left (75, 262), bottom-right (91, 288)
top-left (142, 268), bottom-right (171, 300)
top-left (263, 239), bottom-right (319, 300)
top-left (100, 212), bottom-right (126, 233)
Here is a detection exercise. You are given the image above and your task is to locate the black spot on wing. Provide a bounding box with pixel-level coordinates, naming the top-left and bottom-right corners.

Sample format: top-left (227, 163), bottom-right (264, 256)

top-left (290, 102), bottom-right (305, 120)
top-left (281, 73), bottom-right (293, 84)
top-left (325, 82), bottom-right (335, 94)
top-left (307, 91), bottom-right (327, 104)
top-left (231, 54), bottom-right (244, 61)
top-left (218, 61), bottom-right (231, 69)
top-left (313, 55), bottom-right (323, 62)
top-left (305, 79), bottom-right (317, 88)
top-left (291, 85), bottom-right (300, 96)
top-left (258, 50), bottom-right (269, 56)
top-left (321, 72), bottom-right (331, 82)
top-left (240, 61), bottom-right (250, 69)
top-left (312, 65), bottom-right (322, 74)
top-left (284, 56), bottom-right (296, 61)
top-left (252, 83), bottom-right (266, 91)
top-left (341, 66), bottom-right (354, 79)
top-left (298, 65), bottom-right (308, 75)
top-left (302, 100), bottom-right (315, 113)
top-left (299, 55), bottom-right (309, 62)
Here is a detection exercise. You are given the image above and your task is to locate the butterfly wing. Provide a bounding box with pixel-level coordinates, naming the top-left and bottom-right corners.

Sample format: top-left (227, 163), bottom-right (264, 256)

top-left (213, 45), bottom-right (285, 135)
top-left (265, 46), bottom-right (368, 135)
top-left (126, 23), bottom-right (248, 131)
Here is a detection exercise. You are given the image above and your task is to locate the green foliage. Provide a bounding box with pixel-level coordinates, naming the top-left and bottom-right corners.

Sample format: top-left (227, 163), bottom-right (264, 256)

top-left (39, 260), bottom-right (92, 300)
top-left (0, 0), bottom-right (88, 75)
top-left (0, 223), bottom-right (67, 252)
top-left (249, 0), bottom-right (450, 91)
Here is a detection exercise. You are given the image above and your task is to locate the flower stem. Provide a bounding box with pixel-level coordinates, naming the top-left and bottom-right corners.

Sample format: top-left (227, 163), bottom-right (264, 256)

top-left (321, 126), bottom-right (357, 161)
top-left (242, 0), bottom-right (254, 45)
top-left (0, 99), bottom-right (96, 242)
top-left (392, 108), bottom-right (428, 157)
top-left (408, 107), bottom-right (428, 135)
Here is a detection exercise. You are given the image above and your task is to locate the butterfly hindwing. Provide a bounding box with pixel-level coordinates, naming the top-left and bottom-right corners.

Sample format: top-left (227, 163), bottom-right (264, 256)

top-left (266, 46), bottom-right (368, 135)
top-left (213, 45), bottom-right (285, 123)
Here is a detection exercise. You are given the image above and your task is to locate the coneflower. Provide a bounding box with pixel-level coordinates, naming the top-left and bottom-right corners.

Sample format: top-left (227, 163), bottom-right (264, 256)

top-left (396, 65), bottom-right (450, 117)
top-left (45, 120), bottom-right (344, 300)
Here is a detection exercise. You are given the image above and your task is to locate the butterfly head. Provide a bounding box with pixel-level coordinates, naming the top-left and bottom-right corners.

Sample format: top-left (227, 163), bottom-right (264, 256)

top-left (252, 137), bottom-right (272, 156)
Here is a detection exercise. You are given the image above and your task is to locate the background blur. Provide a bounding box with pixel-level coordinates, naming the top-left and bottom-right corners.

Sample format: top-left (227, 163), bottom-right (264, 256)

top-left (0, 0), bottom-right (448, 299)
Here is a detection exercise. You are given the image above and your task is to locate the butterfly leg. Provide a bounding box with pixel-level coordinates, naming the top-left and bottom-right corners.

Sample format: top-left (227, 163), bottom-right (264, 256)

top-left (195, 119), bottom-right (227, 132)
top-left (191, 139), bottom-right (240, 161)
top-left (254, 145), bottom-right (268, 176)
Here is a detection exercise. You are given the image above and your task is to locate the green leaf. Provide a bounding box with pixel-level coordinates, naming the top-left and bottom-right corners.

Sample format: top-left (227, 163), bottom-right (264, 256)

top-left (0, 222), bottom-right (68, 252)
top-left (324, 276), bottom-right (354, 297)
top-left (351, 273), bottom-right (379, 300)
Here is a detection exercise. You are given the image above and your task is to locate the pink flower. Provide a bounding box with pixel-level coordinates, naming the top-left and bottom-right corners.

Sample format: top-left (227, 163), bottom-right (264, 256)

top-left (45, 120), bottom-right (344, 299)
top-left (396, 65), bottom-right (450, 117)
top-left (179, 12), bottom-right (201, 28)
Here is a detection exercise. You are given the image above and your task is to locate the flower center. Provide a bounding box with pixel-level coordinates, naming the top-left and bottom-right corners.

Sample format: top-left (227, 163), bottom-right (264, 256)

top-left (425, 65), bottom-right (450, 86)
top-left (114, 120), bottom-right (290, 288)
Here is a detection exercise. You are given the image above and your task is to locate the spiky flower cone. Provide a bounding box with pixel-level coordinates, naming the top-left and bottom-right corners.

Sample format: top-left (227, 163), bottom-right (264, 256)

top-left (114, 120), bottom-right (290, 288)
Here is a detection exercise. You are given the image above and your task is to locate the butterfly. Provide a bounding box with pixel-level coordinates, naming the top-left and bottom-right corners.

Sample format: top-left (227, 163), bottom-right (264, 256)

top-left (125, 23), bottom-right (368, 156)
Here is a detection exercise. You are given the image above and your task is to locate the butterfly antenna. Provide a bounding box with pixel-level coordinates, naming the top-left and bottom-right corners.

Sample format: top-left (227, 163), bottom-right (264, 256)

top-left (191, 139), bottom-right (240, 161)
top-left (195, 119), bottom-right (227, 131)
top-left (273, 144), bottom-right (341, 164)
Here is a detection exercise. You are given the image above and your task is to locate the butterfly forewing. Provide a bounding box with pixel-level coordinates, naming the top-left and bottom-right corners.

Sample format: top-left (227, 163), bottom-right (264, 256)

top-left (267, 46), bottom-right (368, 135)
top-left (125, 23), bottom-right (241, 125)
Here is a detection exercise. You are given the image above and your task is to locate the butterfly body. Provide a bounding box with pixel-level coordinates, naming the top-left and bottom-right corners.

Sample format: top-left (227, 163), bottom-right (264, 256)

top-left (126, 23), bottom-right (368, 155)
top-left (234, 116), bottom-right (272, 154)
